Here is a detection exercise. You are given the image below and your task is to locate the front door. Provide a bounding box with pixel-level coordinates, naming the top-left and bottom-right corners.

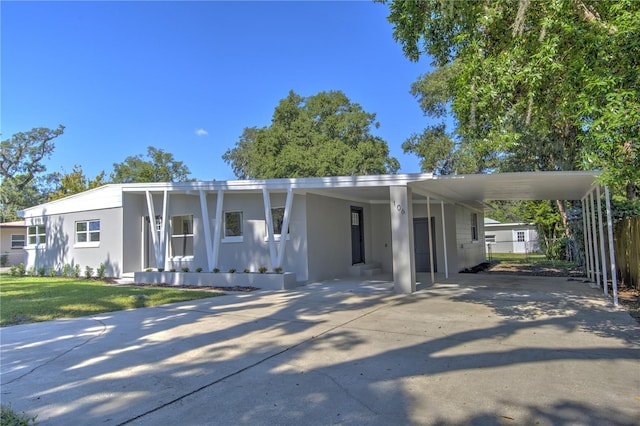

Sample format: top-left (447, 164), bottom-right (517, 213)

top-left (414, 217), bottom-right (437, 272)
top-left (351, 206), bottom-right (365, 264)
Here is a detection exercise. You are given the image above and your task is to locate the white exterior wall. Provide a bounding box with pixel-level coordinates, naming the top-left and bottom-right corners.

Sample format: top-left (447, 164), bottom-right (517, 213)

top-left (24, 207), bottom-right (123, 276)
top-left (484, 224), bottom-right (539, 254)
top-left (454, 205), bottom-right (485, 270)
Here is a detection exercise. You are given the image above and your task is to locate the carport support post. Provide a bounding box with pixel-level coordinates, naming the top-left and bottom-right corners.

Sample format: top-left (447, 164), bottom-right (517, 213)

top-left (605, 186), bottom-right (618, 306)
top-left (441, 200), bottom-right (449, 278)
top-left (596, 185), bottom-right (608, 296)
top-left (585, 194), bottom-right (595, 281)
top-left (581, 198), bottom-right (591, 279)
top-left (427, 195), bottom-right (435, 284)
top-left (390, 186), bottom-right (416, 294)
top-left (590, 191), bottom-right (601, 287)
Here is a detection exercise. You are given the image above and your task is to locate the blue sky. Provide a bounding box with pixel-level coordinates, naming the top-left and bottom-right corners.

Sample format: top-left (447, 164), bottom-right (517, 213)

top-left (2, 1), bottom-right (434, 181)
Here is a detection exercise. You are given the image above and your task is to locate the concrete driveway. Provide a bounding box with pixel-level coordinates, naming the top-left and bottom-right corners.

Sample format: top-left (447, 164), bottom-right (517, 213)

top-left (1, 274), bottom-right (639, 425)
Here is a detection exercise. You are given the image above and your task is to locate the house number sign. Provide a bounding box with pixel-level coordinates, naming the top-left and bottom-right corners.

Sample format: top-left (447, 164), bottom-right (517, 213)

top-left (392, 200), bottom-right (405, 215)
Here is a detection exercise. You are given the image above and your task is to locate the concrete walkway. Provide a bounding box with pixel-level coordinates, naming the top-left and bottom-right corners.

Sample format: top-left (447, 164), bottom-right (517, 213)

top-left (1, 274), bottom-right (639, 425)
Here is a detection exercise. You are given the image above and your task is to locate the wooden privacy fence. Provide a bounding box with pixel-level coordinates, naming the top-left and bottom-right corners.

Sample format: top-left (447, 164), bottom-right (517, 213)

top-left (614, 216), bottom-right (640, 290)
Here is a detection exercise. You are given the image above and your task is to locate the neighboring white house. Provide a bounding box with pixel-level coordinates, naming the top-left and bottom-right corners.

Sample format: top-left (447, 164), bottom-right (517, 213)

top-left (484, 218), bottom-right (540, 255)
top-left (0, 221), bottom-right (27, 266)
top-left (18, 171), bottom-right (601, 293)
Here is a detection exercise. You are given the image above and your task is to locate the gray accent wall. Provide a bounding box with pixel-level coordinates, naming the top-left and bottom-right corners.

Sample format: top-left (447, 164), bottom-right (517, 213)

top-left (305, 193), bottom-right (372, 282)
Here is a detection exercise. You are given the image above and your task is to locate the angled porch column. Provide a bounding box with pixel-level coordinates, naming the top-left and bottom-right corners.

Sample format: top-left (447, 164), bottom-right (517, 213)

top-left (390, 185), bottom-right (416, 294)
top-left (144, 190), bottom-right (169, 270)
top-left (276, 188), bottom-right (294, 269)
top-left (199, 190), bottom-right (214, 271)
top-left (212, 189), bottom-right (224, 270)
top-left (262, 188), bottom-right (278, 270)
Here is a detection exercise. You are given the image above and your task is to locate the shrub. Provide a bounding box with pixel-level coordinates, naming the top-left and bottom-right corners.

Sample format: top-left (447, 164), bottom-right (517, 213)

top-left (169, 268), bottom-right (176, 272)
top-left (49, 267), bottom-right (57, 277)
top-left (0, 403), bottom-right (37, 425)
top-left (258, 266), bottom-right (267, 274)
top-left (9, 263), bottom-right (25, 277)
top-left (145, 268), bottom-right (152, 272)
top-left (228, 268), bottom-right (236, 273)
top-left (62, 264), bottom-right (72, 277)
top-left (181, 267), bottom-right (190, 273)
top-left (196, 267), bottom-right (203, 273)
top-left (97, 263), bottom-right (106, 279)
top-left (73, 264), bottom-right (81, 278)
top-left (157, 268), bottom-right (164, 272)
top-left (84, 266), bottom-right (94, 279)
top-left (243, 268), bottom-right (250, 273)
top-left (213, 268), bottom-right (220, 273)
top-left (37, 266), bottom-right (46, 277)
top-left (26, 267), bottom-right (35, 277)
top-left (274, 267), bottom-right (283, 274)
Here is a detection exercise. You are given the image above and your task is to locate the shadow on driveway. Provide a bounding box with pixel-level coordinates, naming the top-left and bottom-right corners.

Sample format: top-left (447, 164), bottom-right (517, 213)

top-left (1, 274), bottom-right (638, 425)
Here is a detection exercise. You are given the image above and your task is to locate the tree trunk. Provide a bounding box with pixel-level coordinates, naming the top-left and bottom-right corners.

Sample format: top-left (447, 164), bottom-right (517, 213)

top-left (556, 199), bottom-right (570, 237)
top-left (626, 182), bottom-right (638, 201)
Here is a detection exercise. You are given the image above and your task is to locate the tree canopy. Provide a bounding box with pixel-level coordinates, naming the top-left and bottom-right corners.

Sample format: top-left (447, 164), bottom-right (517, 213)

top-left (0, 126), bottom-right (65, 221)
top-left (48, 165), bottom-right (107, 201)
top-left (110, 146), bottom-right (192, 183)
top-left (223, 90), bottom-right (400, 179)
top-left (383, 0), bottom-right (639, 198)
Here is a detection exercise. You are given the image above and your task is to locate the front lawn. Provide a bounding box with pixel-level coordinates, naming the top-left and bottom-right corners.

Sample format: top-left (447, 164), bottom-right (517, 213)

top-left (0, 275), bottom-right (223, 327)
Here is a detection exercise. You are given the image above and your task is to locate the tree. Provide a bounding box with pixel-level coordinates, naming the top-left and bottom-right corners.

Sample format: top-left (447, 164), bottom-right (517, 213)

top-left (48, 165), bottom-right (107, 201)
top-left (111, 147), bottom-right (192, 183)
top-left (0, 126), bottom-right (65, 222)
top-left (382, 0), bottom-right (639, 198)
top-left (223, 90), bottom-right (400, 179)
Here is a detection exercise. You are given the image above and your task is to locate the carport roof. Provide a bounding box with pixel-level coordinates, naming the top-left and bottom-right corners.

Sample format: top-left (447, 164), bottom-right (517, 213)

top-left (411, 171), bottom-right (600, 202)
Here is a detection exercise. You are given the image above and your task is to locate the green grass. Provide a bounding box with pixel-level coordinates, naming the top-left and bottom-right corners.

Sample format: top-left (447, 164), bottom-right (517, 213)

top-left (489, 252), bottom-right (576, 267)
top-left (0, 275), bottom-right (223, 327)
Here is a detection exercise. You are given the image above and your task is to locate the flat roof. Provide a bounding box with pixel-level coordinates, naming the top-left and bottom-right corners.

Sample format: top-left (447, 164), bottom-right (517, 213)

top-left (412, 171), bottom-right (600, 202)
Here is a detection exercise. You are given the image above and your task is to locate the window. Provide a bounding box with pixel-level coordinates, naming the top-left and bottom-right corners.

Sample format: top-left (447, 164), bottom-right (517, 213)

top-left (485, 235), bottom-right (496, 243)
top-left (224, 211), bottom-right (243, 238)
top-left (27, 225), bottom-right (45, 245)
top-left (266, 207), bottom-right (290, 236)
top-left (516, 231), bottom-right (526, 242)
top-left (471, 213), bottom-right (478, 241)
top-left (11, 234), bottom-right (26, 249)
top-left (76, 220), bottom-right (100, 244)
top-left (171, 215), bottom-right (193, 257)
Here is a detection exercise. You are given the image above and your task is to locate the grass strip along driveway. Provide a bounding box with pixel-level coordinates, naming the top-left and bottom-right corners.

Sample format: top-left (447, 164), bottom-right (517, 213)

top-left (0, 276), bottom-right (223, 327)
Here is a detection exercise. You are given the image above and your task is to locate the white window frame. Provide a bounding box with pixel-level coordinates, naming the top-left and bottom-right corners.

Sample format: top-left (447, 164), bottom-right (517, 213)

top-left (75, 220), bottom-right (101, 247)
top-left (27, 225), bottom-right (46, 246)
top-left (223, 211), bottom-right (243, 243)
top-left (485, 234), bottom-right (496, 243)
top-left (516, 230), bottom-right (527, 243)
top-left (170, 215), bottom-right (194, 259)
top-left (264, 206), bottom-right (290, 242)
top-left (11, 234), bottom-right (26, 249)
top-left (470, 213), bottom-right (479, 241)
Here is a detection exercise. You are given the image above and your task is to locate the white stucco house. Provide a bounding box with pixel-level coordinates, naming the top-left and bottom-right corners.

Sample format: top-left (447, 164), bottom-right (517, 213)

top-left (484, 218), bottom-right (540, 255)
top-left (18, 171), bottom-right (604, 294)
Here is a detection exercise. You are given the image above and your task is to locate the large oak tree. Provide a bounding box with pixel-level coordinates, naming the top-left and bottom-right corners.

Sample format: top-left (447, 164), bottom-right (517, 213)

top-left (223, 90), bottom-right (400, 179)
top-left (383, 0), bottom-right (639, 199)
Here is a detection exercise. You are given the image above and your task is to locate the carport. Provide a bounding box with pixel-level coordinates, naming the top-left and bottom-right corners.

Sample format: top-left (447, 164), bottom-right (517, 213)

top-left (410, 171), bottom-right (619, 305)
